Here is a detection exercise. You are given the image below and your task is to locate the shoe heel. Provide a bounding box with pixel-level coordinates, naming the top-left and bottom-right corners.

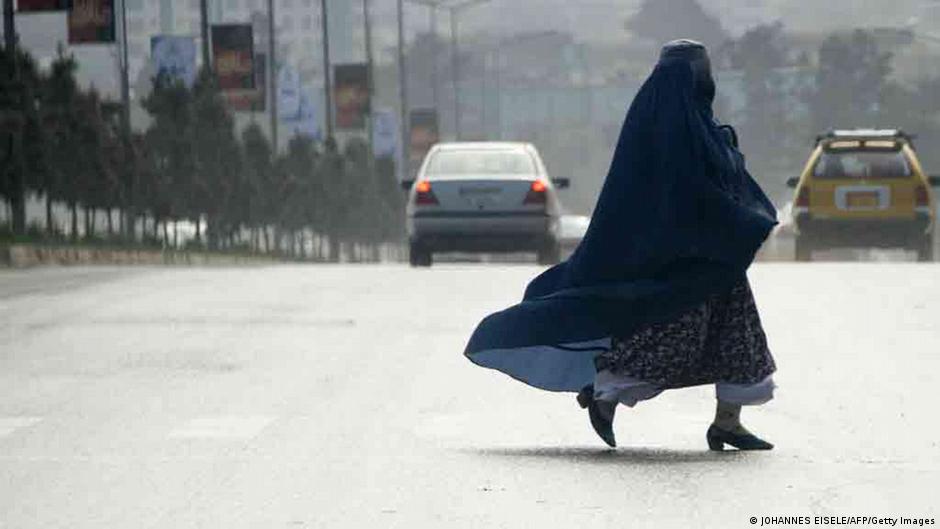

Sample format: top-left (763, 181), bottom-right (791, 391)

top-left (577, 392), bottom-right (591, 409)
top-left (576, 386), bottom-right (593, 409)
top-left (706, 431), bottom-right (724, 451)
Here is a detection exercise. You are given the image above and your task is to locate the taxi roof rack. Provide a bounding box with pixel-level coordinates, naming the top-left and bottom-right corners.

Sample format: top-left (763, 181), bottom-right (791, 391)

top-left (815, 129), bottom-right (916, 145)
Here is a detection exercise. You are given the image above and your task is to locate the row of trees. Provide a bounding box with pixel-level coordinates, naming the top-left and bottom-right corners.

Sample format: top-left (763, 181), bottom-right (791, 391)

top-left (627, 0), bottom-right (940, 188)
top-left (715, 24), bottom-right (940, 201)
top-left (0, 45), bottom-right (404, 260)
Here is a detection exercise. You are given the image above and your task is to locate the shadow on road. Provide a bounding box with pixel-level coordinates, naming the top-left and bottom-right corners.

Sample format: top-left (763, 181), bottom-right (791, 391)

top-left (464, 446), bottom-right (753, 465)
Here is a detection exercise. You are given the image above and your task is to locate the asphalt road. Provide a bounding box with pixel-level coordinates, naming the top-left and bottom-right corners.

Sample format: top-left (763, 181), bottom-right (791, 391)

top-left (1, 264), bottom-right (938, 528)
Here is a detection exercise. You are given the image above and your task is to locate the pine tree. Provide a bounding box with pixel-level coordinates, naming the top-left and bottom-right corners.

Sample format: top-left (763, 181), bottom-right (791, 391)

top-left (0, 46), bottom-right (44, 236)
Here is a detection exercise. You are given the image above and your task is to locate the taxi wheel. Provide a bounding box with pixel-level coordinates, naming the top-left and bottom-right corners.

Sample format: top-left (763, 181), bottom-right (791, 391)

top-left (794, 236), bottom-right (814, 262)
top-left (915, 238), bottom-right (934, 262)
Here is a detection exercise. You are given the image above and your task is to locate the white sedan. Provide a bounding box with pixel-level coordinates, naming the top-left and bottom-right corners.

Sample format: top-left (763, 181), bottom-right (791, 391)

top-left (403, 142), bottom-right (570, 267)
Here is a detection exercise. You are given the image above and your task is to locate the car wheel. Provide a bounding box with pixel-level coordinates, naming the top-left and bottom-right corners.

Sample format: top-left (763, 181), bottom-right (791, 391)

top-left (537, 241), bottom-right (562, 265)
top-left (794, 236), bottom-right (813, 262)
top-left (409, 242), bottom-right (432, 267)
top-left (914, 237), bottom-right (934, 262)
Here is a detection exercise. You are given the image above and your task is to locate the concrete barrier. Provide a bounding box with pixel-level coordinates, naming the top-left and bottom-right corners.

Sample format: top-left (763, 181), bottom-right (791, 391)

top-left (0, 243), bottom-right (276, 268)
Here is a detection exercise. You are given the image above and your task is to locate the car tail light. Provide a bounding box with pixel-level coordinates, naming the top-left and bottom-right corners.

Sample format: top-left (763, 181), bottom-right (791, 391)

top-left (523, 180), bottom-right (548, 205)
top-left (415, 180), bottom-right (439, 205)
top-left (915, 184), bottom-right (929, 207)
top-left (795, 185), bottom-right (810, 207)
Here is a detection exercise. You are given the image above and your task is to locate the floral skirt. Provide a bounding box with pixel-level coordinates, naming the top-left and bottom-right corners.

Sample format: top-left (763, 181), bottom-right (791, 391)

top-left (593, 279), bottom-right (776, 405)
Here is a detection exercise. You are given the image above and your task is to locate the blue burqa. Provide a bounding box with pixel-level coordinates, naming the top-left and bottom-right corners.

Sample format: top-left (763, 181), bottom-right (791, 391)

top-left (464, 42), bottom-right (778, 393)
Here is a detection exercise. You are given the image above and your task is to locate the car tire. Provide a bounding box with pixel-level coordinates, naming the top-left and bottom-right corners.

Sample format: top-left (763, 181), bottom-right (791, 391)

top-left (537, 241), bottom-right (562, 266)
top-left (794, 235), bottom-right (813, 262)
top-left (914, 237), bottom-right (934, 262)
top-left (409, 242), bottom-right (432, 267)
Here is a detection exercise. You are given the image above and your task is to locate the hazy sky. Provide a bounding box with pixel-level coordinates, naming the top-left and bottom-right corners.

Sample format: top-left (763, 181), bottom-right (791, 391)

top-left (390, 0), bottom-right (940, 42)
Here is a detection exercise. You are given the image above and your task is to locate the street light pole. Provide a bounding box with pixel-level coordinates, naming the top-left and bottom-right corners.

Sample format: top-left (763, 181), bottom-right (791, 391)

top-left (2, 0), bottom-right (13, 53)
top-left (429, 7), bottom-right (440, 115)
top-left (402, 0), bottom-right (488, 141)
top-left (119, 0), bottom-right (135, 239)
top-left (3, 0), bottom-right (25, 236)
top-left (396, 0), bottom-right (408, 173)
top-left (363, 0), bottom-right (374, 157)
top-left (320, 0), bottom-right (333, 139)
top-left (444, 0), bottom-right (489, 140)
top-left (267, 0), bottom-right (278, 151)
top-left (199, 0), bottom-right (210, 70)
top-left (449, 11), bottom-right (460, 139)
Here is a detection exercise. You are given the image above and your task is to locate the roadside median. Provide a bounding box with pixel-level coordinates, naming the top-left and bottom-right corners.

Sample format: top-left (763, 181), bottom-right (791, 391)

top-left (0, 243), bottom-right (277, 268)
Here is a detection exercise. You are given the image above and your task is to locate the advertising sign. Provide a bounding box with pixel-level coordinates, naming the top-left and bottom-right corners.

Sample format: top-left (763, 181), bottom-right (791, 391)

top-left (291, 93), bottom-right (321, 141)
top-left (277, 65), bottom-right (302, 120)
top-left (408, 108), bottom-right (440, 173)
top-left (16, 0), bottom-right (68, 11)
top-left (211, 24), bottom-right (255, 91)
top-left (151, 35), bottom-right (197, 87)
top-left (334, 63), bottom-right (370, 130)
top-left (372, 109), bottom-right (399, 159)
top-left (68, 0), bottom-right (115, 43)
top-left (224, 53), bottom-right (267, 112)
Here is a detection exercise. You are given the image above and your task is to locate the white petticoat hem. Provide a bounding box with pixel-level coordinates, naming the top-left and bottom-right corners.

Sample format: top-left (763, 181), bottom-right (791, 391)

top-left (594, 370), bottom-right (775, 407)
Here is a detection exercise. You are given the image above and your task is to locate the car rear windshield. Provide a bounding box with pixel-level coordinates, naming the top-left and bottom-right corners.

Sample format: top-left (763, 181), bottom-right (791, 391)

top-left (812, 149), bottom-right (913, 179)
top-left (424, 150), bottom-right (536, 176)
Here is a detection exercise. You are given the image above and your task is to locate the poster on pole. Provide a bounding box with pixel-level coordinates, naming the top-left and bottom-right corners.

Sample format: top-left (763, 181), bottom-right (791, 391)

top-left (333, 63), bottom-right (370, 130)
top-left (291, 93), bottom-right (321, 141)
top-left (408, 108), bottom-right (440, 172)
top-left (372, 109), bottom-right (399, 159)
top-left (211, 24), bottom-right (255, 91)
top-left (17, 0), bottom-right (68, 11)
top-left (277, 65), bottom-right (302, 121)
top-left (67, 0), bottom-right (115, 43)
top-left (151, 35), bottom-right (197, 87)
top-left (224, 53), bottom-right (267, 113)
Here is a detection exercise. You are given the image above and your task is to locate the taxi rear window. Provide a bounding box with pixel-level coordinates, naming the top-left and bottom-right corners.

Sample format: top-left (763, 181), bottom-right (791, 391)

top-left (812, 149), bottom-right (912, 179)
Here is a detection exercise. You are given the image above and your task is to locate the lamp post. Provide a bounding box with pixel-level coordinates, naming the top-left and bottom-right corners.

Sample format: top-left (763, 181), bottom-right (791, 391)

top-left (403, 0), bottom-right (442, 120)
top-left (363, 0), bottom-right (374, 156)
top-left (119, 0), bottom-right (135, 238)
top-left (267, 0), bottom-right (278, 151)
top-left (404, 0), bottom-right (489, 140)
top-left (321, 0), bottom-right (333, 139)
top-left (199, 0), bottom-right (210, 69)
top-left (444, 0), bottom-right (489, 140)
top-left (3, 0), bottom-right (25, 236)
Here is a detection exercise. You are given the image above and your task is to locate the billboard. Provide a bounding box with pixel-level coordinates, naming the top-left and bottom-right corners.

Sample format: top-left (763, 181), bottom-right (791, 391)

top-left (290, 93), bottom-right (321, 141)
top-left (277, 65), bottom-right (302, 120)
top-left (408, 108), bottom-right (439, 174)
top-left (371, 109), bottom-right (399, 159)
top-left (151, 35), bottom-right (197, 87)
top-left (225, 53), bottom-right (267, 113)
top-left (68, 0), bottom-right (115, 43)
top-left (16, 0), bottom-right (68, 11)
top-left (334, 63), bottom-right (370, 130)
top-left (211, 24), bottom-right (255, 91)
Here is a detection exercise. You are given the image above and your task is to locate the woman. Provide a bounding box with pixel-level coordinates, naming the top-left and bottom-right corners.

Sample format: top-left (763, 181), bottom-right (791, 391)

top-left (464, 40), bottom-right (778, 451)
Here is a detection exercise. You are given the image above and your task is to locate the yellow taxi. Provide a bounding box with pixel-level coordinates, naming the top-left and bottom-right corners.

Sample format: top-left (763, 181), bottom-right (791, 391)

top-left (787, 129), bottom-right (940, 261)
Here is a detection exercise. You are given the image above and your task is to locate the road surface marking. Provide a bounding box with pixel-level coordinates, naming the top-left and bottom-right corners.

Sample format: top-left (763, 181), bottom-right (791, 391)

top-left (0, 417), bottom-right (42, 438)
top-left (168, 416), bottom-right (274, 440)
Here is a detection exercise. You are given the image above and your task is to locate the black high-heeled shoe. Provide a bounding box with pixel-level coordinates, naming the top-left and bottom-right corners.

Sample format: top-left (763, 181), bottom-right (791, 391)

top-left (577, 385), bottom-right (617, 448)
top-left (706, 424), bottom-right (774, 451)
